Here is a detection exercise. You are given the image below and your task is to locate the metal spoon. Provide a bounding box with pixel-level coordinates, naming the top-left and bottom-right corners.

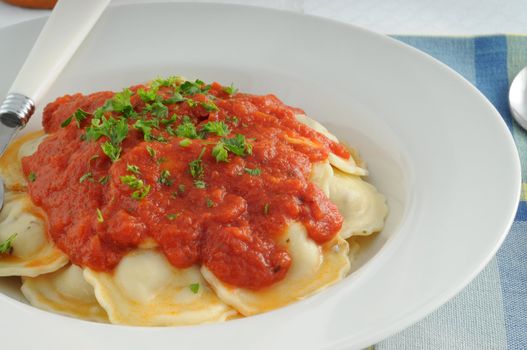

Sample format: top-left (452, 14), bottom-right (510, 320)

top-left (509, 66), bottom-right (527, 130)
top-left (0, 0), bottom-right (110, 210)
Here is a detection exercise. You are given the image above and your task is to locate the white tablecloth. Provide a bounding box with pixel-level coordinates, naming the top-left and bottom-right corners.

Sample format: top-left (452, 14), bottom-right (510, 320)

top-left (1, 0), bottom-right (527, 34)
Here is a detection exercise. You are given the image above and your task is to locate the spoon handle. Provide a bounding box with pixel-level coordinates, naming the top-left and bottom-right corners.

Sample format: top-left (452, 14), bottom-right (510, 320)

top-left (10, 0), bottom-right (110, 107)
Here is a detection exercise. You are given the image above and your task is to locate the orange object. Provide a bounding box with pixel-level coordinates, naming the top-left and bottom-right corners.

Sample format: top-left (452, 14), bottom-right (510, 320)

top-left (3, 0), bottom-right (57, 9)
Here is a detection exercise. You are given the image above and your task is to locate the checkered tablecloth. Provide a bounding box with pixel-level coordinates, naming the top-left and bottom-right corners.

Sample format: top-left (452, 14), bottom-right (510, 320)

top-left (375, 35), bottom-right (527, 350)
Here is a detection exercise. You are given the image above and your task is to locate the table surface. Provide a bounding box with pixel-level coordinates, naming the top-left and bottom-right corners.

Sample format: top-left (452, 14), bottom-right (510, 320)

top-left (1, 0), bottom-right (527, 34)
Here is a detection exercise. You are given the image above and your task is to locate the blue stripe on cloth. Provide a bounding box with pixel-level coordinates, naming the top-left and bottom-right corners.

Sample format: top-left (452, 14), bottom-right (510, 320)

top-left (474, 36), bottom-right (512, 130)
top-left (514, 201), bottom-right (527, 221)
top-left (496, 221), bottom-right (527, 350)
top-left (392, 36), bottom-right (476, 83)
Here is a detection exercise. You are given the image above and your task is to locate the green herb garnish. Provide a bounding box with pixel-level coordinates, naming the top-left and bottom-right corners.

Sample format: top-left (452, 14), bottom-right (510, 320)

top-left (200, 101), bottom-right (219, 112)
top-left (201, 121), bottom-right (230, 136)
top-left (212, 141), bottom-right (228, 162)
top-left (193, 180), bottom-right (206, 189)
top-left (101, 141), bottom-right (122, 162)
top-left (189, 147), bottom-right (206, 179)
top-left (126, 164), bottom-right (141, 175)
top-left (223, 83), bottom-right (238, 96)
top-left (146, 145), bottom-right (156, 158)
top-left (0, 233), bottom-right (17, 254)
top-left (96, 208), bottom-right (104, 223)
top-left (99, 175), bottom-right (110, 185)
top-left (158, 169), bottom-right (173, 186)
top-left (244, 167), bottom-right (261, 176)
top-left (179, 138), bottom-right (192, 147)
top-left (222, 134), bottom-right (252, 157)
top-left (79, 172), bottom-right (94, 183)
top-left (178, 184), bottom-right (186, 194)
top-left (28, 172), bottom-right (36, 182)
top-left (143, 101), bottom-right (168, 119)
top-left (61, 108), bottom-right (89, 128)
top-left (134, 119), bottom-right (159, 141)
top-left (175, 117), bottom-right (199, 139)
top-left (189, 283), bottom-right (200, 294)
top-left (120, 175), bottom-right (151, 200)
top-left (166, 213), bottom-right (179, 220)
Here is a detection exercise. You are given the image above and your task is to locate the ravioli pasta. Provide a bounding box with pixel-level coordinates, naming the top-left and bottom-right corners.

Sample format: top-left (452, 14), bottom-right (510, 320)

top-left (0, 79), bottom-right (387, 326)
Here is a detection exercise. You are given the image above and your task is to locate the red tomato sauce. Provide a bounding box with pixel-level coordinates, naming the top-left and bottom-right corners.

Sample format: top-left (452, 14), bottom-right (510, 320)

top-left (22, 80), bottom-right (349, 290)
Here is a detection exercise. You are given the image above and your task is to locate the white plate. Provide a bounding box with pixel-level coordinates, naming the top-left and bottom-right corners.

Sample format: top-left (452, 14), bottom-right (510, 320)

top-left (0, 3), bottom-right (520, 349)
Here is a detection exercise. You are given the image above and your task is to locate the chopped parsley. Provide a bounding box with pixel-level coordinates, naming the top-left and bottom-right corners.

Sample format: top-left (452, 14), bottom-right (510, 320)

top-left (27, 172), bottom-right (36, 182)
top-left (223, 83), bottom-right (238, 96)
top-left (134, 119), bottom-right (159, 141)
top-left (96, 208), bottom-right (104, 223)
top-left (244, 167), bottom-right (261, 176)
top-left (0, 233), bottom-right (17, 254)
top-left (212, 142), bottom-right (228, 162)
top-left (126, 164), bottom-right (141, 175)
top-left (206, 198), bottom-right (214, 208)
top-left (163, 92), bottom-right (185, 105)
top-left (132, 185), bottom-right (151, 200)
top-left (189, 283), bottom-right (200, 294)
top-left (137, 87), bottom-right (158, 103)
top-left (79, 172), bottom-right (94, 183)
top-left (226, 116), bottom-right (239, 126)
top-left (186, 99), bottom-right (198, 108)
top-left (200, 101), bottom-right (219, 112)
top-left (193, 180), bottom-right (206, 189)
top-left (146, 145), bottom-right (156, 158)
top-left (86, 116), bottom-right (128, 162)
top-left (201, 121), bottom-right (230, 137)
top-left (211, 134), bottom-right (252, 162)
top-left (175, 117), bottom-right (199, 139)
top-left (179, 138), bottom-right (192, 147)
top-left (143, 101), bottom-right (168, 119)
top-left (160, 114), bottom-right (179, 126)
top-left (189, 147), bottom-right (206, 179)
top-left (98, 175), bottom-right (110, 185)
top-left (166, 213), bottom-right (179, 220)
top-left (109, 88), bottom-right (135, 118)
top-left (178, 184), bottom-right (186, 194)
top-left (179, 80), bottom-right (210, 96)
top-left (120, 175), bottom-right (151, 200)
top-left (158, 169), bottom-right (173, 186)
top-left (61, 108), bottom-right (89, 128)
top-left (101, 141), bottom-right (122, 162)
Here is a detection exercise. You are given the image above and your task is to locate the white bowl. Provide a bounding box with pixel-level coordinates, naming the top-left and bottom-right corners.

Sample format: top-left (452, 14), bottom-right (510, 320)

top-left (0, 3), bottom-right (520, 349)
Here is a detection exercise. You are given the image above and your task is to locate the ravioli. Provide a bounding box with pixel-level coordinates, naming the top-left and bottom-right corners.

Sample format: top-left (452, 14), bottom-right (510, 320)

top-left (310, 161), bottom-right (334, 196)
top-left (201, 222), bottom-right (350, 316)
top-left (0, 78), bottom-right (389, 326)
top-left (329, 170), bottom-right (388, 238)
top-left (21, 264), bottom-right (107, 322)
top-left (295, 114), bottom-right (368, 176)
top-left (0, 131), bottom-right (45, 191)
top-left (0, 191), bottom-right (68, 277)
top-left (83, 249), bottom-right (236, 326)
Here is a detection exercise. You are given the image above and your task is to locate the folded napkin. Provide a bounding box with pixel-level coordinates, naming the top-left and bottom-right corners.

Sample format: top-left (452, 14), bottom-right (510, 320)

top-left (375, 35), bottom-right (527, 350)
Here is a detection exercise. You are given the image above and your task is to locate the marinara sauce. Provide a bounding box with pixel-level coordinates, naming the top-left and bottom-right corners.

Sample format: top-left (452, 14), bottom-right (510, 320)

top-left (22, 78), bottom-right (350, 290)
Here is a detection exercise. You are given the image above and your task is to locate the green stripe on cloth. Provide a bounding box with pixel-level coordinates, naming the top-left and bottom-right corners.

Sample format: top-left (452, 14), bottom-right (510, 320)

top-left (375, 35), bottom-right (526, 350)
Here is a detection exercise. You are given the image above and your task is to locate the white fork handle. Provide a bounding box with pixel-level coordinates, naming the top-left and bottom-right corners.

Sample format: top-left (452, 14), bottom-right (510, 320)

top-left (9, 0), bottom-right (110, 105)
